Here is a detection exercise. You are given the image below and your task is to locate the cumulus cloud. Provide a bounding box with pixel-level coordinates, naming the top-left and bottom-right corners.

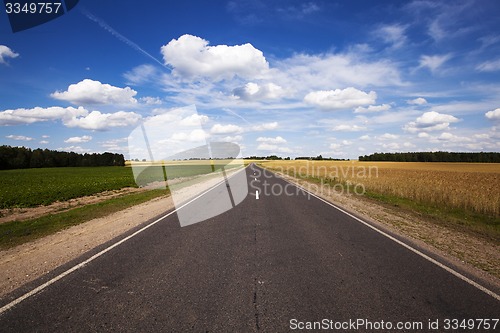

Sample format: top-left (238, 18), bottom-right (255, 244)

top-left (0, 45), bottom-right (19, 65)
top-left (354, 104), bottom-right (391, 113)
top-left (379, 133), bottom-right (399, 140)
top-left (210, 123), bottom-right (243, 134)
top-left (64, 110), bottom-right (141, 131)
top-left (304, 87), bottom-right (377, 110)
top-left (6, 135), bottom-right (33, 141)
top-left (179, 114), bottom-right (209, 126)
top-left (251, 122), bottom-right (279, 131)
top-left (51, 79), bottom-right (138, 105)
top-left (257, 143), bottom-right (292, 153)
top-left (219, 135), bottom-right (243, 143)
top-left (418, 54), bottom-right (452, 73)
top-left (0, 106), bottom-right (88, 126)
top-left (161, 34), bottom-right (269, 80)
top-left (64, 135), bottom-right (93, 143)
top-left (170, 129), bottom-right (209, 142)
top-left (407, 97), bottom-right (427, 105)
top-left (485, 108), bottom-right (500, 121)
top-left (256, 136), bottom-right (290, 153)
top-left (332, 124), bottom-right (367, 132)
top-left (256, 136), bottom-right (287, 144)
top-left (403, 111), bottom-right (460, 132)
top-left (232, 82), bottom-right (286, 101)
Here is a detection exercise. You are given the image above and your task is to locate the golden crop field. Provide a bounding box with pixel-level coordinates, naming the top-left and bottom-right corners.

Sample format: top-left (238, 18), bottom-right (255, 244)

top-left (261, 160), bottom-right (500, 217)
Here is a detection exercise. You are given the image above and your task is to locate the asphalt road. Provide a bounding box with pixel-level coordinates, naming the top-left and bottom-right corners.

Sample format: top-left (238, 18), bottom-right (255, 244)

top-left (0, 164), bottom-right (498, 332)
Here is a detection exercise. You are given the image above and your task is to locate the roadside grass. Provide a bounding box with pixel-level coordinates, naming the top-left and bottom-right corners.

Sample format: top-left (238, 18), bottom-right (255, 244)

top-left (259, 162), bottom-right (499, 244)
top-left (363, 190), bottom-right (499, 243)
top-left (0, 189), bottom-right (168, 250)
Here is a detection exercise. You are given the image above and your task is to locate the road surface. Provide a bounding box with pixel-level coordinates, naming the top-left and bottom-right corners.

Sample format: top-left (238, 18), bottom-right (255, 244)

top-left (0, 164), bottom-right (498, 332)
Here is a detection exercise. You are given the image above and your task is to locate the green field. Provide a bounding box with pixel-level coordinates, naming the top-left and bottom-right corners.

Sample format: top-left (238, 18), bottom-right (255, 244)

top-left (0, 162), bottom-right (244, 209)
top-left (0, 167), bottom-right (137, 209)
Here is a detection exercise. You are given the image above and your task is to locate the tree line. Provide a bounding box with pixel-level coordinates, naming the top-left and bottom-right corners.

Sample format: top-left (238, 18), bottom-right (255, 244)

top-left (358, 151), bottom-right (500, 163)
top-left (0, 145), bottom-right (125, 170)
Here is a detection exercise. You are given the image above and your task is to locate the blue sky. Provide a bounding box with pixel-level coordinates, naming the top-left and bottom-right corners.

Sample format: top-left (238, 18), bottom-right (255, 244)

top-left (1, 0), bottom-right (500, 159)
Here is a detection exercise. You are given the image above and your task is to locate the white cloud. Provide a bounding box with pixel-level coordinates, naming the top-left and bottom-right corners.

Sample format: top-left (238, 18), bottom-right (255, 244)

top-left (379, 133), bottom-right (399, 140)
top-left (485, 108), bottom-right (500, 121)
top-left (140, 96), bottom-right (163, 105)
top-left (210, 123), bottom-right (243, 134)
top-left (256, 135), bottom-right (290, 153)
top-left (6, 135), bottom-right (33, 141)
top-left (418, 54), bottom-right (452, 73)
top-left (432, 132), bottom-right (472, 143)
top-left (170, 129), bottom-right (209, 142)
top-left (57, 146), bottom-right (91, 154)
top-left (276, 53), bottom-right (402, 90)
top-left (256, 136), bottom-right (287, 144)
top-left (0, 45), bottom-right (19, 65)
top-left (418, 132), bottom-right (430, 138)
top-left (403, 111), bottom-right (460, 133)
top-left (0, 106), bottom-right (88, 126)
top-left (374, 24), bottom-right (407, 48)
top-left (64, 110), bottom-right (141, 131)
top-left (476, 59), bottom-right (500, 72)
top-left (64, 135), bottom-right (93, 143)
top-left (124, 64), bottom-right (158, 84)
top-left (161, 34), bottom-right (269, 80)
top-left (332, 124), bottom-right (367, 132)
top-left (257, 143), bottom-right (292, 153)
top-left (251, 122), bottom-right (278, 131)
top-left (354, 104), bottom-right (391, 113)
top-left (179, 114), bottom-right (209, 126)
top-left (407, 97), bottom-right (427, 105)
top-left (359, 135), bottom-right (371, 140)
top-left (219, 135), bottom-right (243, 143)
top-left (304, 87), bottom-right (377, 110)
top-left (232, 82), bottom-right (286, 101)
top-left (51, 79), bottom-right (138, 105)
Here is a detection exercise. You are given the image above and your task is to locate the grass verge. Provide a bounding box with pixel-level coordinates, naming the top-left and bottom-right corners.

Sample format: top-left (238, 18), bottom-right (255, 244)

top-left (0, 189), bottom-right (168, 250)
top-left (363, 190), bottom-right (499, 243)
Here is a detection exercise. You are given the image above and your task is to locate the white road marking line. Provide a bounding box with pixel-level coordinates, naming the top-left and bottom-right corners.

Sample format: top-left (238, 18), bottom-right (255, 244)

top-left (270, 168), bottom-right (500, 302)
top-left (0, 166), bottom-right (250, 315)
top-left (256, 190), bottom-right (259, 200)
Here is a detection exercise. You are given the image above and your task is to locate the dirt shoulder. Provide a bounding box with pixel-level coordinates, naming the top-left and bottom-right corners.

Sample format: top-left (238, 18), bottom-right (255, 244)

top-left (0, 194), bottom-right (174, 298)
top-left (272, 171), bottom-right (500, 289)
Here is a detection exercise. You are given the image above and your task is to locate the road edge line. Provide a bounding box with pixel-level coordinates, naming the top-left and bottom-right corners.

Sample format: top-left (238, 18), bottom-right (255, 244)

top-left (0, 165), bottom-right (250, 315)
top-left (264, 167), bottom-right (500, 302)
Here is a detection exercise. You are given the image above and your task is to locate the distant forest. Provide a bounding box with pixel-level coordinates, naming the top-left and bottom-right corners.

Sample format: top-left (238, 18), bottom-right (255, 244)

top-left (359, 151), bottom-right (500, 163)
top-left (0, 145), bottom-right (125, 170)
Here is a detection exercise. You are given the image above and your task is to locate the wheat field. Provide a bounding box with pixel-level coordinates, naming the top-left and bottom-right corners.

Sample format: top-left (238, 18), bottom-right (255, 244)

top-left (261, 160), bottom-right (500, 217)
